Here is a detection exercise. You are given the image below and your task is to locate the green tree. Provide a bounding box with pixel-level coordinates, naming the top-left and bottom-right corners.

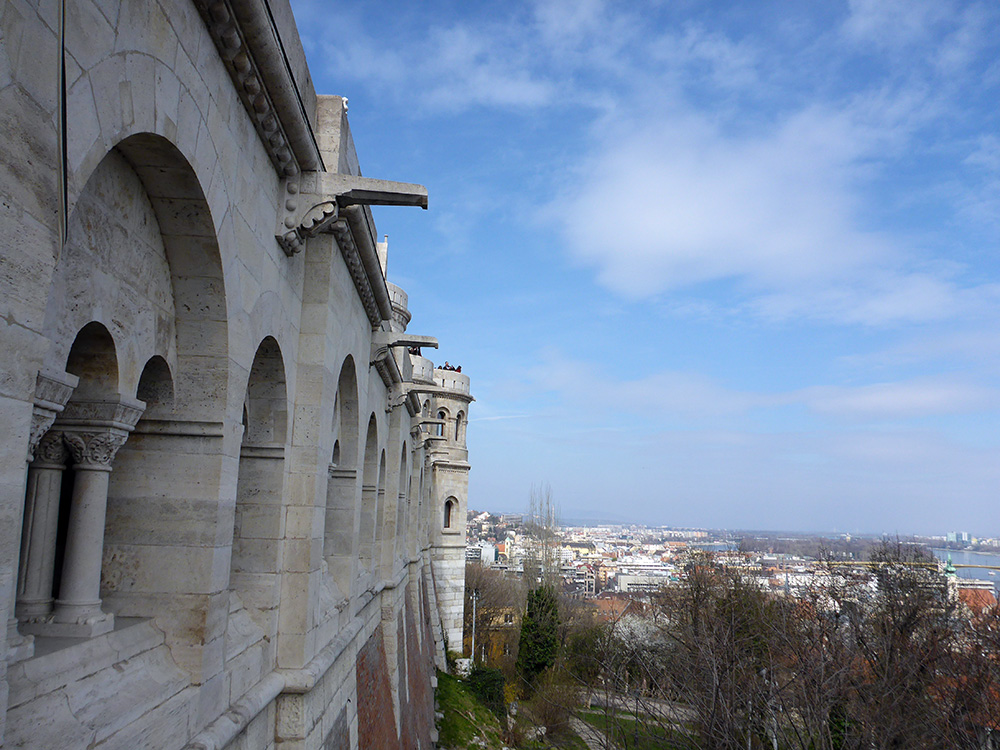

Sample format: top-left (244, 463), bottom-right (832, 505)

top-left (516, 585), bottom-right (560, 690)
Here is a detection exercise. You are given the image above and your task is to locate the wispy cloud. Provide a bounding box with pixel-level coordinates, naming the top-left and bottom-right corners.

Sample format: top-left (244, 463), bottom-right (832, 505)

top-left (520, 350), bottom-right (1000, 424)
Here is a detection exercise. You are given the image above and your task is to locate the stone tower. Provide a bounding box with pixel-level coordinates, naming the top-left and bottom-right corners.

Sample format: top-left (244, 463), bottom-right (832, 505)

top-left (410, 356), bottom-right (472, 654)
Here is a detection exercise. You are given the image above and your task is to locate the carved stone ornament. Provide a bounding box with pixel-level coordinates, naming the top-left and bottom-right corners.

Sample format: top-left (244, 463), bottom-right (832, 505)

top-left (27, 369), bottom-right (79, 460)
top-left (33, 430), bottom-right (69, 467)
top-left (60, 397), bottom-right (145, 430)
top-left (62, 430), bottom-right (129, 469)
top-left (27, 411), bottom-right (57, 461)
top-left (332, 219), bottom-right (381, 328)
top-left (276, 197), bottom-right (338, 257)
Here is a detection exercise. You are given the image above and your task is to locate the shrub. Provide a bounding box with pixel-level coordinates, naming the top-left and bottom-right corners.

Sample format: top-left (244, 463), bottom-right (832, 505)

top-left (467, 665), bottom-right (507, 720)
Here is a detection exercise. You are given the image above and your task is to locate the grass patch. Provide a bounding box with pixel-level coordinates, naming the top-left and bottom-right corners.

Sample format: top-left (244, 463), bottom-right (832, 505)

top-left (436, 670), bottom-right (507, 749)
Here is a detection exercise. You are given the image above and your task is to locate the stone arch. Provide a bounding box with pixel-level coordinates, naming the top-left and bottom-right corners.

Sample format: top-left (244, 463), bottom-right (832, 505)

top-left (325, 356), bottom-right (361, 592)
top-left (374, 449), bottom-right (387, 574)
top-left (359, 415), bottom-right (379, 572)
top-left (135, 356), bottom-right (175, 418)
top-left (16, 322), bottom-right (148, 640)
top-left (455, 411), bottom-right (465, 445)
top-left (435, 408), bottom-right (449, 438)
top-left (25, 132), bottom-right (232, 677)
top-left (65, 322), bottom-right (120, 398)
top-left (229, 337), bottom-right (289, 657)
top-left (46, 132), bottom-right (228, 423)
top-left (444, 497), bottom-right (457, 530)
top-left (395, 442), bottom-right (409, 564)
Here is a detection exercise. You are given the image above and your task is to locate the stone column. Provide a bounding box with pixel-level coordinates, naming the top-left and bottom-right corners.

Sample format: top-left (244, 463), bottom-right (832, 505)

top-left (7, 370), bottom-right (78, 662)
top-left (16, 432), bottom-right (69, 621)
top-left (32, 396), bottom-right (143, 638)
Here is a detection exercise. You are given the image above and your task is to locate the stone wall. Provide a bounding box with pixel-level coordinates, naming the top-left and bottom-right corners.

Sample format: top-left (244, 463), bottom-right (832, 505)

top-left (0, 0), bottom-right (470, 747)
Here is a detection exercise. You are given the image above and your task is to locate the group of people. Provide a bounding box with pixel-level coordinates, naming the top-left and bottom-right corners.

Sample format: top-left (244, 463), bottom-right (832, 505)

top-left (440, 361), bottom-right (462, 372)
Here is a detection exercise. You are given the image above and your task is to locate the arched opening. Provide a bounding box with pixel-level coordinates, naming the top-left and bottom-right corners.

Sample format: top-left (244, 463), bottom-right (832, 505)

top-left (104, 355), bottom-right (176, 611)
top-left (326, 357), bottom-right (360, 592)
top-left (65, 322), bottom-right (119, 397)
top-left (373, 450), bottom-right (387, 574)
top-left (455, 411), bottom-right (465, 445)
top-left (358, 414), bottom-right (379, 572)
top-left (229, 337), bottom-right (288, 663)
top-left (18, 322), bottom-right (140, 639)
top-left (436, 409), bottom-right (448, 438)
top-left (25, 134), bottom-right (228, 674)
top-left (134, 356), bottom-right (175, 417)
top-left (395, 443), bottom-right (409, 566)
top-left (444, 497), bottom-right (456, 530)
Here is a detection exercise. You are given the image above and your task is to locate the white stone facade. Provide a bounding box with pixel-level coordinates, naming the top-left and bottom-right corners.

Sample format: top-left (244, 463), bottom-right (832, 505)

top-left (0, 0), bottom-right (468, 747)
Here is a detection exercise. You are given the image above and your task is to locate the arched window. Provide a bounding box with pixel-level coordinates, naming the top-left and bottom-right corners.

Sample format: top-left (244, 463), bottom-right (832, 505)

top-left (436, 409), bottom-right (447, 437)
top-left (455, 411), bottom-right (465, 445)
top-left (444, 498), bottom-right (456, 529)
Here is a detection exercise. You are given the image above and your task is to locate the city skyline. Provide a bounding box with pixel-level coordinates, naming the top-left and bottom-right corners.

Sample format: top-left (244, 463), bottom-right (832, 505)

top-left (291, 0), bottom-right (1000, 535)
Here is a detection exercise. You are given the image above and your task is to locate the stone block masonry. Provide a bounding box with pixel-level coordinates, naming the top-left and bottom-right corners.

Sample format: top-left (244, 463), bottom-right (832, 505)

top-left (0, 0), bottom-right (470, 747)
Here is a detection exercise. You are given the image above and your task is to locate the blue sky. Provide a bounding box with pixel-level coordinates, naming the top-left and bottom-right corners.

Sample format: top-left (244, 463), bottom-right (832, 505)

top-left (289, 0), bottom-right (1000, 535)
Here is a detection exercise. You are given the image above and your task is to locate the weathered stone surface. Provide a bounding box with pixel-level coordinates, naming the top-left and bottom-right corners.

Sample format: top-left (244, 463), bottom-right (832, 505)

top-left (0, 0), bottom-right (469, 747)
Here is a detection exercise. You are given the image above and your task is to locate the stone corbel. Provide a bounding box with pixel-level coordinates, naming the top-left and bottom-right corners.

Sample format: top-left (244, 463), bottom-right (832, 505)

top-left (275, 174), bottom-right (428, 257)
top-left (27, 369), bottom-right (79, 461)
top-left (370, 331), bottom-right (439, 365)
top-left (371, 332), bottom-right (439, 396)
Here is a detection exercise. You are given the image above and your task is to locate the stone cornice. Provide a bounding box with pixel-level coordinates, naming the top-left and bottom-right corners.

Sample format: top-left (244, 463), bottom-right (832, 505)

top-left (192, 0), bottom-right (322, 178)
top-left (331, 218), bottom-right (381, 328)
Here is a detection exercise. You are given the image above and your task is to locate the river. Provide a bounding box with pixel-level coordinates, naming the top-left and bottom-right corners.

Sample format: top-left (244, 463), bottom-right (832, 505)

top-left (931, 548), bottom-right (1000, 591)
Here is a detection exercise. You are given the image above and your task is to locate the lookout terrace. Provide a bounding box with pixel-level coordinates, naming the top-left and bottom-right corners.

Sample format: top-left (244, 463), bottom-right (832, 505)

top-left (0, 0), bottom-right (470, 747)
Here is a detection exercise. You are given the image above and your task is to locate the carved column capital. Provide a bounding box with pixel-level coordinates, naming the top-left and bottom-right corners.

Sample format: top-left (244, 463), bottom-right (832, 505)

top-left (26, 369), bottom-right (79, 461)
top-left (33, 430), bottom-right (69, 469)
top-left (55, 396), bottom-right (145, 471)
top-left (62, 430), bottom-right (129, 470)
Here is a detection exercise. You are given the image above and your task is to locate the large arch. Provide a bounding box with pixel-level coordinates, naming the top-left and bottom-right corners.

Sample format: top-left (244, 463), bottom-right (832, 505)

top-left (325, 356), bottom-right (361, 594)
top-left (226, 337), bottom-right (289, 689)
top-left (38, 134), bottom-right (234, 685)
top-left (358, 415), bottom-right (379, 572)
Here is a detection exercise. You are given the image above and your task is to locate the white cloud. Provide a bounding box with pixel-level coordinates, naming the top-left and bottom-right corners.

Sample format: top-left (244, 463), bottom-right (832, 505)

top-left (522, 351), bottom-right (1000, 423)
top-left (548, 107), bottom-right (891, 299)
top-left (799, 379), bottom-right (999, 419)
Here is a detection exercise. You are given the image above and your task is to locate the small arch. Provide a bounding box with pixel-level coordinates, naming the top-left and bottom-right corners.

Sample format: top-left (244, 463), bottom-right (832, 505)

top-left (332, 356), bottom-right (359, 468)
top-left (243, 337), bottom-right (288, 446)
top-left (66, 322), bottom-right (119, 398)
top-left (455, 411), bottom-right (465, 445)
top-left (331, 440), bottom-right (341, 466)
top-left (444, 497), bottom-right (457, 530)
top-left (358, 415), bottom-right (379, 570)
top-left (135, 355), bottom-right (174, 418)
top-left (435, 408), bottom-right (448, 438)
top-left (374, 449), bottom-right (387, 567)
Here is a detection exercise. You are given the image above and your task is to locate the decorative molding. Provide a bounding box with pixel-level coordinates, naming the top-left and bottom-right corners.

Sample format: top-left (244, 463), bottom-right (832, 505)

top-left (192, 0), bottom-right (306, 180)
top-left (62, 430), bottom-right (129, 469)
top-left (27, 369), bottom-right (78, 460)
top-left (240, 444), bottom-right (286, 460)
top-left (276, 196), bottom-right (337, 256)
top-left (33, 431), bottom-right (69, 468)
top-left (332, 219), bottom-right (381, 328)
top-left (60, 397), bottom-right (145, 431)
top-left (34, 369), bottom-right (79, 413)
top-left (132, 419), bottom-right (226, 437)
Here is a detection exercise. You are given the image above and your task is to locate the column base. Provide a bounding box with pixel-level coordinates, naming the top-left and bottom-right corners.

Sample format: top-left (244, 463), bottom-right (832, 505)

top-left (22, 603), bottom-right (114, 637)
top-left (16, 597), bottom-right (54, 621)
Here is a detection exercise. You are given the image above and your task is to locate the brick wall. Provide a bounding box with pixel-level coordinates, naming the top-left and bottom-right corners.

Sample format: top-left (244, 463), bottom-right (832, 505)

top-left (322, 706), bottom-right (350, 750)
top-left (401, 580), bottom-right (434, 749)
top-left (357, 625), bottom-right (398, 750)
